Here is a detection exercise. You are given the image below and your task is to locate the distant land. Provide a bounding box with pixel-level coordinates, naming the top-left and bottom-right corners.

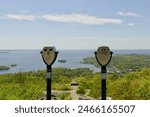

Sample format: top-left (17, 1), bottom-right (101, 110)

top-left (0, 49), bottom-right (150, 74)
top-left (82, 54), bottom-right (150, 75)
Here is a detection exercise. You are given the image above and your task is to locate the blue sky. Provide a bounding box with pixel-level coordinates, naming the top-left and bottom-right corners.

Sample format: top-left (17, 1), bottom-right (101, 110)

top-left (0, 0), bottom-right (149, 50)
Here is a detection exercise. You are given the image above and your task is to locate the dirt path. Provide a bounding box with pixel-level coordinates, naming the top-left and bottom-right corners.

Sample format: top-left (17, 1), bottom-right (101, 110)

top-left (52, 86), bottom-right (80, 100)
top-left (41, 85), bottom-right (81, 100)
top-left (70, 86), bottom-right (80, 100)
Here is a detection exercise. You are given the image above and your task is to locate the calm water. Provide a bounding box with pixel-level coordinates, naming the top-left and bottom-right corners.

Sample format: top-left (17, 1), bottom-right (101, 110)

top-left (0, 49), bottom-right (150, 74)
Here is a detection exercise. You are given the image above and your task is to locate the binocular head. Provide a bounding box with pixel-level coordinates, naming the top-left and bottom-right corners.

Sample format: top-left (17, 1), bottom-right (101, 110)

top-left (95, 46), bottom-right (112, 66)
top-left (41, 46), bottom-right (58, 66)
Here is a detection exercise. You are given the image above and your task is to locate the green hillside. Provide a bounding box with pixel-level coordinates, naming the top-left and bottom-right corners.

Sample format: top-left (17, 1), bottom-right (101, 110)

top-left (82, 54), bottom-right (150, 73)
top-left (0, 67), bottom-right (150, 100)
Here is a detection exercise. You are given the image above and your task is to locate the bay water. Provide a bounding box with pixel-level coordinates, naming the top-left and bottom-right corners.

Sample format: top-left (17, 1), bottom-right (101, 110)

top-left (0, 49), bottom-right (150, 74)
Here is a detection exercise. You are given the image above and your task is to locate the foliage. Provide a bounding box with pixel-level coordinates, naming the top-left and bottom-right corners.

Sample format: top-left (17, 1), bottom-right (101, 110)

top-left (10, 64), bottom-right (17, 67)
top-left (82, 54), bottom-right (150, 72)
top-left (0, 67), bottom-right (150, 100)
top-left (53, 67), bottom-right (92, 79)
top-left (77, 85), bottom-right (86, 94)
top-left (110, 54), bottom-right (150, 72)
top-left (0, 66), bottom-right (10, 71)
top-left (0, 68), bottom-right (92, 100)
top-left (107, 68), bottom-right (150, 100)
top-left (0, 64), bottom-right (17, 71)
top-left (52, 83), bottom-right (71, 91)
top-left (58, 92), bottom-right (72, 100)
top-left (88, 74), bottom-right (101, 99)
top-left (82, 57), bottom-right (98, 67)
top-left (0, 72), bottom-right (45, 100)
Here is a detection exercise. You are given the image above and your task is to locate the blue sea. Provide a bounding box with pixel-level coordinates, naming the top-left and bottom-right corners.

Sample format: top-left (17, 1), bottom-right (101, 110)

top-left (0, 49), bottom-right (150, 74)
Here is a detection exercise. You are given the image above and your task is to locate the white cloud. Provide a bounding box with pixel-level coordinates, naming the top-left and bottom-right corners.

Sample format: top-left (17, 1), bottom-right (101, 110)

top-left (118, 11), bottom-right (141, 17)
top-left (4, 14), bottom-right (38, 21)
top-left (42, 13), bottom-right (123, 25)
top-left (128, 23), bottom-right (134, 26)
top-left (3, 13), bottom-right (123, 25)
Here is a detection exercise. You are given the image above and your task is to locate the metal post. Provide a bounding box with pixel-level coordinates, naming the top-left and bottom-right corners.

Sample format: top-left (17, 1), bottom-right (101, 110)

top-left (101, 66), bottom-right (106, 100)
top-left (94, 46), bottom-right (113, 100)
top-left (46, 65), bottom-right (52, 100)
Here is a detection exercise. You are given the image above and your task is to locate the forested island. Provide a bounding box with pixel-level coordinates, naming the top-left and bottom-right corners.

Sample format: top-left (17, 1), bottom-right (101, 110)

top-left (0, 66), bottom-right (10, 71)
top-left (0, 64), bottom-right (17, 71)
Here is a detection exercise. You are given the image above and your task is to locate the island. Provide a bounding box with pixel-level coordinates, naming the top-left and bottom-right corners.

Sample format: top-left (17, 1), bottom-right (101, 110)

top-left (10, 64), bottom-right (17, 67)
top-left (58, 59), bottom-right (67, 63)
top-left (0, 51), bottom-right (9, 54)
top-left (0, 66), bottom-right (10, 71)
top-left (0, 64), bottom-right (17, 71)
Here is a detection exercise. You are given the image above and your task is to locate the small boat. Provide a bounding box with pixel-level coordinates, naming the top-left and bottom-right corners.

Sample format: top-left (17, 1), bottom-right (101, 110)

top-left (58, 59), bottom-right (67, 63)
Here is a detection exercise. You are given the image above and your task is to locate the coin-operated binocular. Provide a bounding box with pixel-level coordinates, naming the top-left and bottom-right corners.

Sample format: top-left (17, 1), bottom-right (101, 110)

top-left (41, 46), bottom-right (58, 66)
top-left (40, 46), bottom-right (58, 100)
top-left (95, 46), bottom-right (113, 67)
top-left (94, 46), bottom-right (113, 100)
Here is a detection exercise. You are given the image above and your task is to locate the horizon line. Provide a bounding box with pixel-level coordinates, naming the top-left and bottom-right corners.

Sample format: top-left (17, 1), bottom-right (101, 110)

top-left (0, 49), bottom-right (150, 51)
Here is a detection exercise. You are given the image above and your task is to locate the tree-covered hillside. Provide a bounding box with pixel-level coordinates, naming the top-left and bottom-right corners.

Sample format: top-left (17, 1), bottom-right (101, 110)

top-left (82, 54), bottom-right (150, 73)
top-left (0, 67), bottom-right (150, 100)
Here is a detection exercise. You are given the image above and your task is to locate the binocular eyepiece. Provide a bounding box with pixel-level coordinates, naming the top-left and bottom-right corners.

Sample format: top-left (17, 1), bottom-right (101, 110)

top-left (95, 46), bottom-right (113, 66)
top-left (40, 46), bottom-right (58, 66)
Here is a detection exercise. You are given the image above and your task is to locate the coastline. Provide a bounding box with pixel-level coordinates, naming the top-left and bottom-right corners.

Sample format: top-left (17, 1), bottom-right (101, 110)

top-left (0, 50), bottom-right (150, 74)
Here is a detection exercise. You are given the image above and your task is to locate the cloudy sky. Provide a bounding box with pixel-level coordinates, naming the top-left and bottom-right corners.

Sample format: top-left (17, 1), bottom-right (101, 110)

top-left (0, 0), bottom-right (149, 50)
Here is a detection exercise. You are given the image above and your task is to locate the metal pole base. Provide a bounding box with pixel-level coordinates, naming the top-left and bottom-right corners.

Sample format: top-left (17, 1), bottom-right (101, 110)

top-left (101, 66), bottom-right (106, 100)
top-left (46, 65), bottom-right (52, 100)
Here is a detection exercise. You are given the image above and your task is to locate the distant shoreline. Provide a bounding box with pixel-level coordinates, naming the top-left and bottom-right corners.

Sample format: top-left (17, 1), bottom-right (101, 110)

top-left (0, 49), bottom-right (150, 51)
top-left (0, 50), bottom-right (150, 74)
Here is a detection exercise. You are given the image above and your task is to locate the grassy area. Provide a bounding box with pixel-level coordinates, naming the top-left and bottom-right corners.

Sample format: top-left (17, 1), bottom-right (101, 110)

top-left (0, 67), bottom-right (150, 100)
